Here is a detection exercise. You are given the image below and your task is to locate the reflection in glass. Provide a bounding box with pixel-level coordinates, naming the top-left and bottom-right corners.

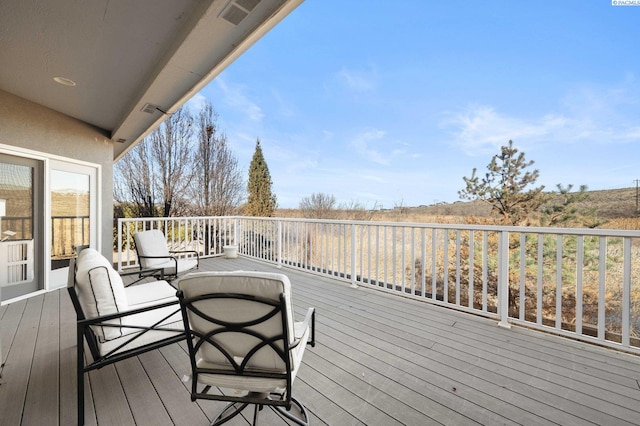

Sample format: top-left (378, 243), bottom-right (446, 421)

top-left (51, 170), bottom-right (90, 269)
top-left (0, 163), bottom-right (33, 241)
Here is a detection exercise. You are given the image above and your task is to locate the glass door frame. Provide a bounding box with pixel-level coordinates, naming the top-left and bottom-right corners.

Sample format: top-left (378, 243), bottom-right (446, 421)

top-left (48, 159), bottom-right (100, 289)
top-left (0, 153), bottom-right (43, 300)
top-left (0, 144), bottom-right (101, 303)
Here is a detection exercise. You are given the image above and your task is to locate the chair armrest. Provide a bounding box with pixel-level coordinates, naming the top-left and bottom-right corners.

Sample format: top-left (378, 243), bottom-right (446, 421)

top-left (169, 250), bottom-right (200, 264)
top-left (120, 267), bottom-right (165, 286)
top-left (77, 297), bottom-right (184, 362)
top-left (78, 298), bottom-right (180, 326)
top-left (136, 255), bottom-right (179, 276)
top-left (169, 249), bottom-right (199, 256)
top-left (291, 307), bottom-right (315, 349)
top-left (137, 254), bottom-right (174, 260)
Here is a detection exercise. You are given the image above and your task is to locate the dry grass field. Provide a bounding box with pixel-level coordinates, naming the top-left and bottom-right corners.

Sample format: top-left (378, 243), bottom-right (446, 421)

top-left (278, 187), bottom-right (640, 230)
top-left (272, 188), bottom-right (640, 342)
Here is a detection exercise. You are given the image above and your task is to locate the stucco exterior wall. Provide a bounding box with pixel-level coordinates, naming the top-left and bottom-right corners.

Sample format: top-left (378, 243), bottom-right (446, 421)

top-left (0, 89), bottom-right (114, 258)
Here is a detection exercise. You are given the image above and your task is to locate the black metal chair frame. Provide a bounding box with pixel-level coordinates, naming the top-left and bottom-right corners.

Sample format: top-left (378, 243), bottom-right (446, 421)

top-left (178, 290), bottom-right (315, 426)
top-left (67, 258), bottom-right (186, 425)
top-left (135, 250), bottom-right (200, 280)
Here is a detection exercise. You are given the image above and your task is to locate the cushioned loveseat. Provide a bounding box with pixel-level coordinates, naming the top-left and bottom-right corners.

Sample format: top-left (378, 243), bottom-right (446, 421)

top-left (67, 248), bottom-right (185, 425)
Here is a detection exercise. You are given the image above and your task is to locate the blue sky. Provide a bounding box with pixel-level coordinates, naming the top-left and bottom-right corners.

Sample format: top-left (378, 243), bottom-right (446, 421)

top-left (188, 0), bottom-right (640, 209)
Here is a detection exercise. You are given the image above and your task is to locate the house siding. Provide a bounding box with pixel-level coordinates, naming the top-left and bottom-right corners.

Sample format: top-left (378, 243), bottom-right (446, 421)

top-left (0, 89), bottom-right (114, 259)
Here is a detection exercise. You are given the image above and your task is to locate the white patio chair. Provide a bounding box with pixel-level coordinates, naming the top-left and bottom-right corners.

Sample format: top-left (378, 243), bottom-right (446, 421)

top-left (133, 229), bottom-right (199, 280)
top-left (177, 271), bottom-right (316, 425)
top-left (67, 248), bottom-right (185, 425)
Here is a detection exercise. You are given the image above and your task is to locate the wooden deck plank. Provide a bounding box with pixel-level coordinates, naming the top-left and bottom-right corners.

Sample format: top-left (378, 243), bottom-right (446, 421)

top-left (304, 347), bottom-right (473, 425)
top-left (309, 328), bottom-right (534, 426)
top-left (334, 289), bottom-right (640, 421)
top-left (157, 342), bottom-right (244, 425)
top-left (448, 313), bottom-right (640, 390)
top-left (298, 360), bottom-right (402, 426)
top-left (22, 291), bottom-right (60, 426)
top-left (137, 349), bottom-right (211, 425)
top-left (358, 282), bottom-right (640, 386)
top-left (235, 259), bottom-right (640, 425)
top-left (294, 278), bottom-right (639, 425)
top-left (300, 297), bottom-right (571, 425)
top-left (115, 357), bottom-right (174, 425)
top-left (0, 295), bottom-right (43, 426)
top-left (0, 298), bottom-right (27, 371)
top-left (295, 378), bottom-right (359, 426)
top-left (293, 275), bottom-right (640, 401)
top-left (88, 365), bottom-right (136, 426)
top-left (2, 256), bottom-right (640, 425)
top-left (58, 286), bottom-right (85, 426)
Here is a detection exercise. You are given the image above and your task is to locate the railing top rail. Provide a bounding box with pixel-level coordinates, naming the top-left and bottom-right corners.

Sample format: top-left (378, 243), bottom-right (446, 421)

top-left (118, 216), bottom-right (640, 238)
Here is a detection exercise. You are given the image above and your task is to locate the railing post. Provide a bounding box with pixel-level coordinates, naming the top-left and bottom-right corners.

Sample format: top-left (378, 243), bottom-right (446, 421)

top-left (233, 217), bottom-right (238, 247)
top-left (277, 220), bottom-right (283, 269)
top-left (498, 230), bottom-right (512, 329)
top-left (350, 223), bottom-right (358, 288)
top-left (117, 219), bottom-right (122, 271)
top-left (622, 237), bottom-right (631, 347)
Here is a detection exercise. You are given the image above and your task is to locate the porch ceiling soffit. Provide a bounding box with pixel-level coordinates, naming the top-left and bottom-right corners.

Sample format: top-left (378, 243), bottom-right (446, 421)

top-left (0, 0), bottom-right (302, 161)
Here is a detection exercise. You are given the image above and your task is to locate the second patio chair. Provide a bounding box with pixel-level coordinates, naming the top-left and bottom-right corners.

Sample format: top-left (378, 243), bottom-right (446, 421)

top-left (133, 229), bottom-right (199, 281)
top-left (177, 271), bottom-right (316, 425)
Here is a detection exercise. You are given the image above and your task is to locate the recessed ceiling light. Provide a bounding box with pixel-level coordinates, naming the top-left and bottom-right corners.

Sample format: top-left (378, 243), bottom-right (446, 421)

top-left (53, 76), bottom-right (76, 86)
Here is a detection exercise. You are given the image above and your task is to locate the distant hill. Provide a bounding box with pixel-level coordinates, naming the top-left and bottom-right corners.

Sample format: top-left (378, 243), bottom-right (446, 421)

top-left (404, 187), bottom-right (639, 220)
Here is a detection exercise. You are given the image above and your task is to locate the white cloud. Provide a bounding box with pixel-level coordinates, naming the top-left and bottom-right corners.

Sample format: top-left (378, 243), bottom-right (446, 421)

top-left (322, 129), bottom-right (334, 139)
top-left (271, 89), bottom-right (295, 118)
top-left (443, 81), bottom-right (640, 156)
top-left (350, 128), bottom-right (390, 165)
top-left (216, 78), bottom-right (264, 122)
top-left (335, 66), bottom-right (378, 92)
top-left (185, 93), bottom-right (207, 114)
top-left (441, 105), bottom-right (557, 154)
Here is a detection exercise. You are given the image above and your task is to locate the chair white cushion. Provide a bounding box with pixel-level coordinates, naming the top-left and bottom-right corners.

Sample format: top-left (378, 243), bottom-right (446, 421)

top-left (194, 315), bottom-right (311, 393)
top-left (74, 248), bottom-right (128, 341)
top-left (133, 230), bottom-right (171, 269)
top-left (97, 281), bottom-right (183, 356)
top-left (178, 271), bottom-right (303, 392)
top-left (97, 317), bottom-right (183, 356)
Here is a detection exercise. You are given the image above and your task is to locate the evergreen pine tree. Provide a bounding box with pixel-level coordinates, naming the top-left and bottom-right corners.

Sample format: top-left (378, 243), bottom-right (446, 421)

top-left (459, 140), bottom-right (545, 225)
top-left (246, 139), bottom-right (277, 216)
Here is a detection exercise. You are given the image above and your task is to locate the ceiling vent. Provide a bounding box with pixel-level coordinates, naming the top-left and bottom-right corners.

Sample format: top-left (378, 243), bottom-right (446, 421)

top-left (115, 138), bottom-right (127, 143)
top-left (141, 103), bottom-right (160, 114)
top-left (236, 0), bottom-right (261, 12)
top-left (221, 0), bottom-right (261, 26)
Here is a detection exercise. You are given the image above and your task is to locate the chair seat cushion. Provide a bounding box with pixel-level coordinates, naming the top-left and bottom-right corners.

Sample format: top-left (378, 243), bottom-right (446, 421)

top-left (151, 258), bottom-right (198, 276)
top-left (97, 280), bottom-right (182, 355)
top-left (97, 314), bottom-right (183, 356)
top-left (125, 279), bottom-right (177, 305)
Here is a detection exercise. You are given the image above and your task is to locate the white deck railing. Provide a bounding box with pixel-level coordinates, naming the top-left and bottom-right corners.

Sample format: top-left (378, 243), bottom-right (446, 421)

top-left (117, 216), bottom-right (640, 355)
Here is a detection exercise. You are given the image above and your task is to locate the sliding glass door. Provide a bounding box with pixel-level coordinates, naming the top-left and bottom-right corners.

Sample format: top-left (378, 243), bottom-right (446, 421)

top-left (0, 154), bottom-right (43, 301)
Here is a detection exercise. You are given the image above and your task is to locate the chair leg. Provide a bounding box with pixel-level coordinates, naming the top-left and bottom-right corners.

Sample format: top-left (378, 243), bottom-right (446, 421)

top-left (252, 404), bottom-right (261, 425)
top-left (77, 325), bottom-right (85, 425)
top-left (211, 402), bottom-right (250, 426)
top-left (272, 397), bottom-right (309, 426)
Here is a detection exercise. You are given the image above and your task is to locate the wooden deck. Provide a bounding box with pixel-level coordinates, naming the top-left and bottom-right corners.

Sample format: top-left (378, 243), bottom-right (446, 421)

top-left (1, 256), bottom-right (640, 425)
